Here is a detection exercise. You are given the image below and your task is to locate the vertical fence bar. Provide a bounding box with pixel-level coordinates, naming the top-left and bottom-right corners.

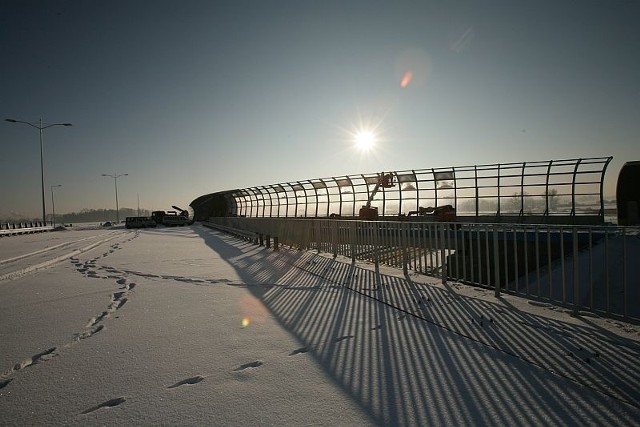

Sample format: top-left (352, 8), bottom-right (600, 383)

top-left (402, 223), bottom-right (409, 276)
top-left (374, 222), bottom-right (380, 270)
top-left (440, 225), bottom-right (447, 284)
top-left (494, 224), bottom-right (500, 297)
top-left (446, 224), bottom-right (452, 280)
top-left (605, 229), bottom-right (610, 313)
top-left (623, 228), bottom-right (628, 319)
top-left (572, 227), bottom-right (579, 315)
top-left (485, 224), bottom-right (491, 287)
top-left (468, 226), bottom-right (473, 283)
top-left (428, 223), bottom-right (435, 273)
top-left (350, 221), bottom-right (356, 263)
top-left (524, 225), bottom-right (529, 296)
top-left (502, 227), bottom-right (508, 291)
top-left (560, 226), bottom-right (566, 303)
top-left (462, 226), bottom-right (467, 283)
top-left (513, 227), bottom-right (519, 293)
top-left (535, 226), bottom-right (540, 297)
top-left (331, 220), bottom-right (338, 258)
top-left (547, 228), bottom-right (552, 301)
top-left (589, 228), bottom-right (593, 309)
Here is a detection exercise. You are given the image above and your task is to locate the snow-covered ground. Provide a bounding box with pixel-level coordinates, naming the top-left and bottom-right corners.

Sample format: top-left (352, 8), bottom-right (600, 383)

top-left (1, 224), bottom-right (639, 426)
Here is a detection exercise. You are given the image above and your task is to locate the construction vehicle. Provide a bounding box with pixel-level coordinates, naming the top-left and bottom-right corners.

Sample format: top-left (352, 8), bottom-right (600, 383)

top-left (172, 205), bottom-right (190, 218)
top-left (151, 205), bottom-right (191, 226)
top-left (359, 172), bottom-right (395, 220)
top-left (408, 205), bottom-right (456, 222)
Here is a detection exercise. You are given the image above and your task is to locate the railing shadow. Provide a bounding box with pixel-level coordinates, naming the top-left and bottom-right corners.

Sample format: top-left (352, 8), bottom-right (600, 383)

top-left (193, 226), bottom-right (640, 426)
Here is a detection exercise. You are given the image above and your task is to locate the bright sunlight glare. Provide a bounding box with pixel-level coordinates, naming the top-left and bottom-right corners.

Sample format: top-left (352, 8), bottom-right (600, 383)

top-left (355, 130), bottom-right (376, 151)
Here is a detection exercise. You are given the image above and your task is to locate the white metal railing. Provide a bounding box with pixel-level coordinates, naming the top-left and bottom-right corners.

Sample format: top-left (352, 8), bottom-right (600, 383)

top-left (202, 218), bottom-right (639, 322)
top-left (0, 222), bottom-right (54, 237)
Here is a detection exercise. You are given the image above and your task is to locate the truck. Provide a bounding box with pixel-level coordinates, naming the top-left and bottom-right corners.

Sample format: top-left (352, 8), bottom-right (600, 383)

top-left (151, 205), bottom-right (191, 226)
top-left (125, 216), bottom-right (157, 229)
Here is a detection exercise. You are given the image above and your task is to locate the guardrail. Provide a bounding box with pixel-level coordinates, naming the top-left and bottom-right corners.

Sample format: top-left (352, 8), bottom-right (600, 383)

top-left (202, 218), bottom-right (639, 322)
top-left (0, 222), bottom-right (54, 237)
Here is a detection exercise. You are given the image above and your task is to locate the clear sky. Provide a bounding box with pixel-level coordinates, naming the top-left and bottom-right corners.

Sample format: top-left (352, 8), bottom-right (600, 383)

top-left (1, 0), bottom-right (638, 219)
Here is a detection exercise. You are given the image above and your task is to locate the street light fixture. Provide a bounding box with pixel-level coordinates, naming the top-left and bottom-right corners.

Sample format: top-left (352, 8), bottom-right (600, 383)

top-left (51, 184), bottom-right (62, 227)
top-left (5, 118), bottom-right (72, 224)
top-left (102, 173), bottom-right (128, 223)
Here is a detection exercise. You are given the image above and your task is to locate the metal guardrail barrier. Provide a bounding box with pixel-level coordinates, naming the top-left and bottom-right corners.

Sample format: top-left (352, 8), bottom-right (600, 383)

top-left (203, 218), bottom-right (639, 322)
top-left (0, 222), bottom-right (53, 237)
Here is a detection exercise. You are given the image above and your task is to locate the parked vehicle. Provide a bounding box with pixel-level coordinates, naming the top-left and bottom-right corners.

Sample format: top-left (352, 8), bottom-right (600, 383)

top-left (152, 205), bottom-right (192, 226)
top-left (125, 216), bottom-right (157, 229)
top-left (162, 215), bottom-right (189, 226)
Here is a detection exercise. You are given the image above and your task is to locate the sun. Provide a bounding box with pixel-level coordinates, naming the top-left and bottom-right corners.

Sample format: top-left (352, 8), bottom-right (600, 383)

top-left (354, 130), bottom-right (376, 151)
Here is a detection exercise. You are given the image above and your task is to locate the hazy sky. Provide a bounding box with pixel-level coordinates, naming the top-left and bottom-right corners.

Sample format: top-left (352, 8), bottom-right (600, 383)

top-left (1, 0), bottom-right (638, 219)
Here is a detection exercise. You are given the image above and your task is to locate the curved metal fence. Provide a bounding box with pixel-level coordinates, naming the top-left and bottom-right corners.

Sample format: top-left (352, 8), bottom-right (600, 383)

top-left (192, 157), bottom-right (612, 225)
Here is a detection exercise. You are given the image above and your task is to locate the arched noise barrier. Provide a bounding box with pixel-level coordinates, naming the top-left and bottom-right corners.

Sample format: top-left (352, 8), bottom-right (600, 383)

top-left (192, 157), bottom-right (613, 225)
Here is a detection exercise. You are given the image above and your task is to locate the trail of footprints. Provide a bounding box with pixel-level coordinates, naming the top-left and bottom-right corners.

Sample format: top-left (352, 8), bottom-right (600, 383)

top-left (0, 235), bottom-right (139, 403)
top-left (79, 337), bottom-right (342, 412)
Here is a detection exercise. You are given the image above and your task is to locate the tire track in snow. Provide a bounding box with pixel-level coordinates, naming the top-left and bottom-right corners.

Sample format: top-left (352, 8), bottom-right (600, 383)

top-left (0, 231), bottom-right (120, 266)
top-left (0, 232), bottom-right (125, 282)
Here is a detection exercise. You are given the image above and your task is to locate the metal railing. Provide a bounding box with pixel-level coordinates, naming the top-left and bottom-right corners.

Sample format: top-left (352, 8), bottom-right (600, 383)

top-left (202, 217), bottom-right (639, 322)
top-left (0, 222), bottom-right (53, 237)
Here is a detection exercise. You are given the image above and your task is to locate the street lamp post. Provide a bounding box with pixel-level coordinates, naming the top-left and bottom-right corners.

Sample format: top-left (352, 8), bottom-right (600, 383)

top-left (5, 118), bottom-right (72, 224)
top-left (51, 184), bottom-right (62, 227)
top-left (102, 173), bottom-right (128, 223)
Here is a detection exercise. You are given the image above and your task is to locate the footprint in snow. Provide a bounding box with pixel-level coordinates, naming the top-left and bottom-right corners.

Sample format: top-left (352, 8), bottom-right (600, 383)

top-left (14, 347), bottom-right (57, 371)
top-left (289, 347), bottom-right (309, 356)
top-left (233, 361), bottom-right (263, 371)
top-left (168, 375), bottom-right (205, 389)
top-left (81, 397), bottom-right (126, 414)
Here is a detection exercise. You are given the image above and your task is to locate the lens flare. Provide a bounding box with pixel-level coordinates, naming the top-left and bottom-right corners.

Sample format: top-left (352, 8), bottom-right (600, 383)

top-left (241, 317), bottom-right (251, 328)
top-left (400, 71), bottom-right (413, 88)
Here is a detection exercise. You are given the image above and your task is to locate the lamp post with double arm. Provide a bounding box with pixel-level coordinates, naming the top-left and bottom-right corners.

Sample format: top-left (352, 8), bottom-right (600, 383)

top-left (5, 118), bottom-right (72, 224)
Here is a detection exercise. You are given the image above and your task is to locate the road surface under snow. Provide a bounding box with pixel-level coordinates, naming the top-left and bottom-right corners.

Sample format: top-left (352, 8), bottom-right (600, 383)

top-left (1, 224), bottom-right (639, 426)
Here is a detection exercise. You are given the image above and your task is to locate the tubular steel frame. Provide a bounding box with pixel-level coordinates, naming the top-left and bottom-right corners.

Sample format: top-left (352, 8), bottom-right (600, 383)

top-left (191, 157), bottom-right (612, 224)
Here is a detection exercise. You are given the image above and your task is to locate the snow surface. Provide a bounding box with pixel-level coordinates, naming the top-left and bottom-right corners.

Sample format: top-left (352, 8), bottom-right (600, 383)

top-left (1, 224), bottom-right (639, 426)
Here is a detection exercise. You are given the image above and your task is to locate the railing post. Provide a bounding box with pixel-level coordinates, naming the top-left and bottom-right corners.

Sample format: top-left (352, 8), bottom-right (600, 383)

top-left (350, 221), bottom-right (356, 264)
top-left (374, 222), bottom-right (380, 270)
top-left (314, 220), bottom-right (321, 253)
top-left (440, 225), bottom-right (447, 285)
top-left (572, 227), bottom-right (579, 316)
top-left (266, 234), bottom-right (271, 248)
top-left (331, 220), bottom-right (338, 258)
top-left (402, 222), bottom-right (409, 276)
top-left (273, 236), bottom-right (279, 251)
top-left (493, 224), bottom-right (500, 297)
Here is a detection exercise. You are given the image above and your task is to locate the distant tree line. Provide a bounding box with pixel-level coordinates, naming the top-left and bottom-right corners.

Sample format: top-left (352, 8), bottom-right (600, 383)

top-left (1, 208), bottom-right (151, 225)
top-left (54, 208), bottom-right (150, 224)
